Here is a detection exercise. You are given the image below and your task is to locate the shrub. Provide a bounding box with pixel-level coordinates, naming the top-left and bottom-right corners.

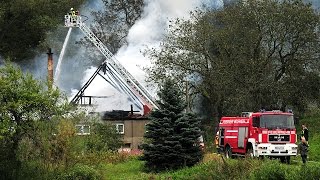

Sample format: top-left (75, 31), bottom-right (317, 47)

top-left (299, 163), bottom-right (320, 180)
top-left (18, 161), bottom-right (63, 180)
top-left (74, 151), bottom-right (139, 165)
top-left (251, 161), bottom-right (299, 180)
top-left (162, 161), bottom-right (216, 180)
top-left (308, 133), bottom-right (320, 161)
top-left (214, 159), bottom-right (261, 180)
top-left (164, 158), bottom-right (261, 180)
top-left (60, 164), bottom-right (102, 180)
top-left (86, 122), bottom-right (122, 152)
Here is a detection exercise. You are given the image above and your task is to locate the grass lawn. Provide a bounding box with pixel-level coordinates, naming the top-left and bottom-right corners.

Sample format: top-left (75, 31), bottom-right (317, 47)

top-left (99, 158), bottom-right (151, 180)
top-left (96, 153), bottom-right (320, 180)
top-left (97, 153), bottom-right (223, 179)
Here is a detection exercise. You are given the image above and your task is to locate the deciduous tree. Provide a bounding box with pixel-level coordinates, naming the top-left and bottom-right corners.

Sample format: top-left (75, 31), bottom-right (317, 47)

top-left (145, 0), bottom-right (320, 119)
top-left (86, 121), bottom-right (122, 152)
top-left (79, 0), bottom-right (144, 57)
top-left (0, 62), bottom-right (70, 177)
top-left (0, 0), bottom-right (85, 61)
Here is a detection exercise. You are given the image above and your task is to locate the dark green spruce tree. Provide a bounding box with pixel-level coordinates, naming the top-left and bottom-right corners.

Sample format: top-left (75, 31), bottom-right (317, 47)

top-left (141, 79), bottom-right (203, 171)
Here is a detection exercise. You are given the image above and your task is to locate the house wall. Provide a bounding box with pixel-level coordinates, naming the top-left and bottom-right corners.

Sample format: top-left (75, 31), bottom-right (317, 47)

top-left (105, 119), bottom-right (150, 150)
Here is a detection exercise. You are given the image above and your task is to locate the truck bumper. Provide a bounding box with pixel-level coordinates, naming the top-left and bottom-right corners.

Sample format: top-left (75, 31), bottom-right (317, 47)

top-left (256, 143), bottom-right (298, 157)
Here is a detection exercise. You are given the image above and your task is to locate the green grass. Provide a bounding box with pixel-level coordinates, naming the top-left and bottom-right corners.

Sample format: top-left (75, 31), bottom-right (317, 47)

top-left (98, 158), bottom-right (150, 180)
top-left (96, 156), bottom-right (320, 180)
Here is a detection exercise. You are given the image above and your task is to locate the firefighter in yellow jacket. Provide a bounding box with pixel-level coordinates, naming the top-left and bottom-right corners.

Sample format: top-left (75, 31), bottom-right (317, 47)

top-left (70, 8), bottom-right (76, 16)
top-left (70, 8), bottom-right (76, 23)
top-left (215, 131), bottom-right (220, 153)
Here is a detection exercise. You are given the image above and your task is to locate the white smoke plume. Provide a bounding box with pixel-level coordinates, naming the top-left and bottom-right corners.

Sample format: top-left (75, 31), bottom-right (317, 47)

top-left (14, 0), bottom-right (319, 113)
top-left (71, 0), bottom-right (223, 112)
top-left (20, 0), bottom-right (222, 112)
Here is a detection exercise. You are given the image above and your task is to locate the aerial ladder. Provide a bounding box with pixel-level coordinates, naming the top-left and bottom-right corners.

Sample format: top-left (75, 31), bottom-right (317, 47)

top-left (65, 11), bottom-right (159, 115)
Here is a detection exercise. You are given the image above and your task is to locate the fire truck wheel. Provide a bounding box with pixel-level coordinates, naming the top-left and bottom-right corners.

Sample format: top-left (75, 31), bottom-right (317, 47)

top-left (285, 156), bottom-right (290, 164)
top-left (225, 145), bottom-right (232, 159)
top-left (258, 156), bottom-right (264, 160)
top-left (246, 146), bottom-right (254, 158)
top-left (280, 156), bottom-right (290, 164)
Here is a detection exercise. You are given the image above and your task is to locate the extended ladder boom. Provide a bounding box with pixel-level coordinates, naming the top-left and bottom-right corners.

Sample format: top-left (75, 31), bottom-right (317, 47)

top-left (65, 14), bottom-right (159, 111)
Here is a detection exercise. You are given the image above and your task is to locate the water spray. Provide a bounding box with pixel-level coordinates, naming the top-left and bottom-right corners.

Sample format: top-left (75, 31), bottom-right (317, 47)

top-left (54, 27), bottom-right (72, 87)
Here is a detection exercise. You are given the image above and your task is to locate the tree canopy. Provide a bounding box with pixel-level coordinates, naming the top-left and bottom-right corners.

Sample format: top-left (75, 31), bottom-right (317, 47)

top-left (80, 0), bottom-right (144, 56)
top-left (141, 79), bottom-right (203, 172)
top-left (0, 62), bottom-right (68, 127)
top-left (0, 0), bottom-right (85, 61)
top-left (0, 62), bottom-right (70, 177)
top-left (145, 0), bottom-right (320, 119)
top-left (0, 62), bottom-right (122, 178)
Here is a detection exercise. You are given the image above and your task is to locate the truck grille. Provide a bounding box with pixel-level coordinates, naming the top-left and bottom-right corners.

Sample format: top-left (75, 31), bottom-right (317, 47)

top-left (268, 135), bottom-right (290, 142)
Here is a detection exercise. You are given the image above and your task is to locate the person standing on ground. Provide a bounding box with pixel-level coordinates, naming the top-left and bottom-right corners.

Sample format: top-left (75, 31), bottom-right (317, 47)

top-left (299, 137), bottom-right (309, 164)
top-left (301, 124), bottom-right (309, 142)
top-left (215, 131), bottom-right (221, 153)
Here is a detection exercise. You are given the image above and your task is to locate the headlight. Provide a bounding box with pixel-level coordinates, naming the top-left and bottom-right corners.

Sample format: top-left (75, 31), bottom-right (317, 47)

top-left (292, 147), bottom-right (297, 150)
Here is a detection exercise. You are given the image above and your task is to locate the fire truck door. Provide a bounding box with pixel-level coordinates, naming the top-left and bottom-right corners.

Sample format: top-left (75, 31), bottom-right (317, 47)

top-left (219, 128), bottom-right (225, 146)
top-left (238, 127), bottom-right (248, 148)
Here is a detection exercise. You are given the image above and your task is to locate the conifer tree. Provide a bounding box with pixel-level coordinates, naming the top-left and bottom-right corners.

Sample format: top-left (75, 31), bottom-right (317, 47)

top-left (141, 79), bottom-right (203, 171)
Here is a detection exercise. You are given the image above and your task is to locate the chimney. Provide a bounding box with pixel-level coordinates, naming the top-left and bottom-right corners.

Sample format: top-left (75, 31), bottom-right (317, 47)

top-left (47, 48), bottom-right (53, 89)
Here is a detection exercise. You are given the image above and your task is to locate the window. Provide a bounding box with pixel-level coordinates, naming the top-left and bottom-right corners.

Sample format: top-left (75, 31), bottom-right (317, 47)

top-left (76, 125), bottom-right (90, 135)
top-left (116, 123), bottom-right (124, 134)
top-left (219, 128), bottom-right (225, 146)
top-left (123, 143), bottom-right (131, 148)
top-left (253, 116), bottom-right (260, 127)
top-left (260, 115), bottom-right (295, 129)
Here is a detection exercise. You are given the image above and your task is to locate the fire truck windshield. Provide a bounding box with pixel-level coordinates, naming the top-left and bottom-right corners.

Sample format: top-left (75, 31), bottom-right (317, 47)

top-left (260, 115), bottom-right (295, 129)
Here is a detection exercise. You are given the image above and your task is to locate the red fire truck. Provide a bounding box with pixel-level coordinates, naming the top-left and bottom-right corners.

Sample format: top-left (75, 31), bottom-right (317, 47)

top-left (217, 110), bottom-right (297, 163)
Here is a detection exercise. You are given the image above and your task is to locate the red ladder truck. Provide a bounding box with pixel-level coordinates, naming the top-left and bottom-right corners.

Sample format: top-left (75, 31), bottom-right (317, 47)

top-left (217, 110), bottom-right (298, 163)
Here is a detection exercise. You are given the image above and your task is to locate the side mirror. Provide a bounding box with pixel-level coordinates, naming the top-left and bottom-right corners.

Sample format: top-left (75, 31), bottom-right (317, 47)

top-left (294, 117), bottom-right (299, 126)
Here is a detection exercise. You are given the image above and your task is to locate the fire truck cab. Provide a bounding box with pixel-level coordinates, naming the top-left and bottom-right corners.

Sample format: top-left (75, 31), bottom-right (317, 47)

top-left (217, 110), bottom-right (297, 163)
